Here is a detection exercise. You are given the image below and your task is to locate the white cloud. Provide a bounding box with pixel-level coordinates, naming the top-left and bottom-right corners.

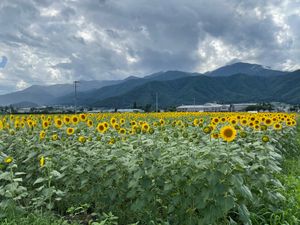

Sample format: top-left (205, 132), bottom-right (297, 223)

top-left (196, 36), bottom-right (257, 72)
top-left (40, 7), bottom-right (60, 17)
top-left (16, 80), bottom-right (29, 90)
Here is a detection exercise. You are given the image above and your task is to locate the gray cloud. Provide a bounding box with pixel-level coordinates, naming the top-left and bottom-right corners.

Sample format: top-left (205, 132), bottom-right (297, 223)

top-left (0, 0), bottom-right (299, 93)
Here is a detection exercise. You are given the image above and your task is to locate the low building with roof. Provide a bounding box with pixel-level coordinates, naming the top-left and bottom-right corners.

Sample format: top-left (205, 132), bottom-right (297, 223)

top-left (176, 103), bottom-right (231, 112)
top-left (176, 103), bottom-right (257, 112)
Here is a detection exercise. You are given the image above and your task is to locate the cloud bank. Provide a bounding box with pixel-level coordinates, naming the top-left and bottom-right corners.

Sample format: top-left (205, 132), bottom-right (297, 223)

top-left (0, 0), bottom-right (299, 93)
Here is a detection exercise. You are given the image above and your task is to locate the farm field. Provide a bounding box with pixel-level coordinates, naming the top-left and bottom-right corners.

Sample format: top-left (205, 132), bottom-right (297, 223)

top-left (0, 112), bottom-right (299, 225)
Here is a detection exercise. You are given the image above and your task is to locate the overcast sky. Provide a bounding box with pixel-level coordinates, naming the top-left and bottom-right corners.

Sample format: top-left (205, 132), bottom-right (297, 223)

top-left (0, 0), bottom-right (299, 93)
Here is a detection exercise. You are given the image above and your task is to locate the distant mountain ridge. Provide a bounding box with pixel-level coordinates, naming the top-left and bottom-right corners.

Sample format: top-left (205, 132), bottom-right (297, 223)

top-left (206, 62), bottom-right (288, 77)
top-left (92, 70), bottom-right (300, 108)
top-left (51, 71), bottom-right (199, 106)
top-left (0, 79), bottom-right (123, 106)
top-left (0, 62), bottom-right (297, 107)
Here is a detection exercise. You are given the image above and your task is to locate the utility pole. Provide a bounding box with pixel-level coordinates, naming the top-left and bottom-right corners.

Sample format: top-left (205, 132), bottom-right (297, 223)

top-left (74, 81), bottom-right (79, 114)
top-left (156, 92), bottom-right (158, 113)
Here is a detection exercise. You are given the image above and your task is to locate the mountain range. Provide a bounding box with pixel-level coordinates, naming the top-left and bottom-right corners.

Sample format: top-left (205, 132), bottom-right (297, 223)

top-left (0, 62), bottom-right (299, 108)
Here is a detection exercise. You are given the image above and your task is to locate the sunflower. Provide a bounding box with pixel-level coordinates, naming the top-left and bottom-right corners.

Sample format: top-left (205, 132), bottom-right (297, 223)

top-left (97, 123), bottom-right (106, 133)
top-left (286, 121), bottom-right (292, 126)
top-left (176, 120), bottom-right (183, 126)
top-left (114, 123), bottom-right (120, 130)
top-left (63, 116), bottom-right (71, 124)
top-left (78, 136), bottom-right (86, 143)
top-left (79, 113), bottom-right (87, 121)
top-left (40, 156), bottom-right (45, 167)
top-left (203, 126), bottom-right (211, 134)
top-left (220, 126), bottom-right (237, 142)
top-left (71, 115), bottom-right (79, 124)
top-left (54, 118), bottom-right (63, 128)
top-left (264, 118), bottom-right (273, 126)
top-left (0, 120), bottom-right (3, 130)
top-left (52, 134), bottom-right (58, 141)
top-left (110, 117), bottom-right (116, 125)
top-left (240, 131), bottom-right (247, 138)
top-left (220, 117), bottom-right (227, 123)
top-left (109, 137), bottom-right (116, 144)
top-left (14, 121), bottom-right (20, 129)
top-left (273, 123), bottom-right (282, 130)
top-left (262, 135), bottom-right (270, 143)
top-left (260, 125), bottom-right (267, 131)
top-left (229, 118), bottom-right (237, 125)
top-left (193, 118), bottom-right (199, 126)
top-left (253, 125), bottom-right (260, 131)
top-left (66, 127), bottom-right (75, 135)
top-left (159, 119), bottom-right (165, 126)
top-left (4, 156), bottom-right (13, 164)
top-left (40, 130), bottom-right (46, 140)
top-left (211, 132), bottom-right (219, 139)
top-left (142, 123), bottom-right (150, 132)
top-left (119, 128), bottom-right (126, 135)
top-left (149, 128), bottom-right (155, 134)
top-left (212, 117), bottom-right (219, 124)
top-left (132, 125), bottom-right (139, 132)
top-left (87, 120), bottom-right (93, 127)
top-left (254, 120), bottom-right (260, 125)
top-left (248, 122), bottom-right (254, 128)
top-left (120, 118), bottom-right (125, 124)
top-left (240, 119), bottom-right (248, 126)
top-left (27, 120), bottom-right (34, 128)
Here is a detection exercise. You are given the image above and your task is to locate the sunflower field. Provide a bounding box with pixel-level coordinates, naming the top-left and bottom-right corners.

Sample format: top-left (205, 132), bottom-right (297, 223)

top-left (0, 112), bottom-right (299, 225)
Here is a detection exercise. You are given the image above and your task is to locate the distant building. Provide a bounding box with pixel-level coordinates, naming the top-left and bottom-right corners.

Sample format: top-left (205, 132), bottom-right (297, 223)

top-left (16, 107), bottom-right (31, 113)
top-left (231, 103), bottom-right (256, 111)
top-left (116, 109), bottom-right (144, 113)
top-left (176, 103), bottom-right (230, 112)
top-left (176, 103), bottom-right (257, 112)
top-left (88, 108), bottom-right (145, 113)
top-left (271, 102), bottom-right (292, 112)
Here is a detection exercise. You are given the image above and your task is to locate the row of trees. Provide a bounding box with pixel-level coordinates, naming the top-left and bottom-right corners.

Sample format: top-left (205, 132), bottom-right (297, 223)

top-left (244, 103), bottom-right (274, 111)
top-left (132, 102), bottom-right (177, 112)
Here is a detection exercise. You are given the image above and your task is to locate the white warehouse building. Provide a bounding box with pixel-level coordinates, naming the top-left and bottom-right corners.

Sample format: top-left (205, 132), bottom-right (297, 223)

top-left (176, 103), bottom-right (230, 112)
top-left (176, 103), bottom-right (256, 112)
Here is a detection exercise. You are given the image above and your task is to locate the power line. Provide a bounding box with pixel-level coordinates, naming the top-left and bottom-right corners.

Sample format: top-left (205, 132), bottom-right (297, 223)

top-left (74, 81), bottom-right (79, 114)
top-left (156, 92), bottom-right (158, 112)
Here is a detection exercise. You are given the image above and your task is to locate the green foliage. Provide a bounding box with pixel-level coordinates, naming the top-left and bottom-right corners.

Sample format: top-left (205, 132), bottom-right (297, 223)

top-left (0, 114), bottom-right (299, 224)
top-left (0, 211), bottom-right (76, 225)
top-left (245, 103), bottom-right (273, 111)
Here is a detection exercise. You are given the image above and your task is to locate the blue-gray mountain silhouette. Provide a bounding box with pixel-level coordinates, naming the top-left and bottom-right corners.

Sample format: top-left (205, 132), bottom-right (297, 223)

top-left (0, 62), bottom-right (298, 107)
